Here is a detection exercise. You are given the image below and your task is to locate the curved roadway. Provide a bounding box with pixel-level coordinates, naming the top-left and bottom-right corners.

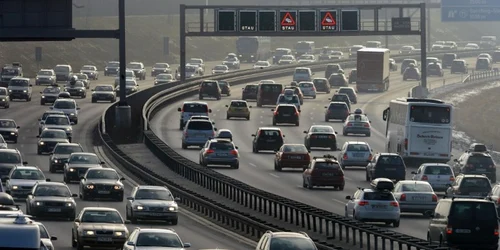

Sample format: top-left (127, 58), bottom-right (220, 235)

top-left (151, 57), bottom-right (478, 240)
top-left (0, 60), bottom-right (255, 250)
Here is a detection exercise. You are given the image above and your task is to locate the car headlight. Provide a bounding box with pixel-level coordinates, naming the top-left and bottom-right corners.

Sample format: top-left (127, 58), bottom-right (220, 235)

top-left (114, 232), bottom-right (124, 237)
top-left (23, 90), bottom-right (27, 93)
top-left (1, 99), bottom-right (4, 101)
top-left (39, 141), bottom-right (44, 145)
top-left (168, 206), bottom-right (177, 212)
top-left (78, 89), bottom-right (83, 92)
top-left (66, 202), bottom-right (72, 207)
top-left (36, 202), bottom-right (43, 206)
top-left (53, 159), bottom-right (58, 163)
top-left (41, 96), bottom-right (45, 98)
top-left (84, 231), bottom-right (94, 236)
top-left (8, 90), bottom-right (12, 92)
top-left (86, 185), bottom-right (94, 189)
top-left (10, 132), bottom-right (15, 135)
top-left (70, 113), bottom-right (75, 116)
top-left (113, 185), bottom-right (122, 190)
top-left (69, 168), bottom-right (75, 172)
top-left (135, 205), bottom-right (144, 210)
top-left (12, 186), bottom-right (18, 190)
top-left (66, 128), bottom-right (72, 131)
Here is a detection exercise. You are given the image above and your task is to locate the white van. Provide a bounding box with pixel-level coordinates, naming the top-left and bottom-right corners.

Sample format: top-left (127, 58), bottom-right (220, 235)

top-left (0, 215), bottom-right (49, 249)
top-left (292, 67), bottom-right (313, 82)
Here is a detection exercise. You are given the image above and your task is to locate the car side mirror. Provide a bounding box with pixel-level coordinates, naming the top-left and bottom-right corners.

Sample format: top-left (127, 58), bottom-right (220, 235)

top-left (324, 106), bottom-right (328, 108)
top-left (36, 135), bottom-right (40, 138)
top-left (303, 131), bottom-right (307, 133)
top-left (16, 126), bottom-right (20, 129)
top-left (80, 176), bottom-right (85, 180)
top-left (345, 195), bottom-right (351, 200)
top-left (411, 171), bottom-right (417, 174)
top-left (248, 106), bottom-right (252, 108)
top-left (214, 128), bottom-right (217, 131)
top-left (282, 134), bottom-right (285, 137)
top-left (127, 242), bottom-right (135, 246)
top-left (1, 177), bottom-right (8, 182)
top-left (22, 161), bottom-right (28, 165)
top-left (120, 177), bottom-right (125, 181)
top-left (274, 150), bottom-right (278, 153)
top-left (225, 105), bottom-right (228, 107)
top-left (77, 107), bottom-right (81, 110)
top-left (242, 88), bottom-right (244, 90)
top-left (208, 109), bottom-right (212, 113)
top-left (72, 194), bottom-right (78, 197)
top-left (453, 159), bottom-right (458, 162)
top-left (327, 98), bottom-right (331, 100)
top-left (50, 236), bottom-right (57, 241)
top-left (127, 197), bottom-right (134, 201)
top-left (271, 108), bottom-right (275, 111)
top-left (27, 192), bottom-right (33, 196)
top-left (178, 107), bottom-right (182, 112)
top-left (49, 107), bottom-right (53, 110)
top-left (45, 178), bottom-right (51, 182)
top-left (235, 146), bottom-right (239, 149)
top-left (74, 218), bottom-right (81, 223)
top-left (29, 84), bottom-right (32, 87)
top-left (369, 120), bottom-right (372, 123)
top-left (40, 121), bottom-right (45, 125)
top-left (70, 122), bottom-right (75, 125)
top-left (39, 92), bottom-right (43, 94)
top-left (251, 134), bottom-right (255, 137)
top-left (298, 109), bottom-right (301, 112)
top-left (91, 89), bottom-right (95, 91)
top-left (183, 243), bottom-right (192, 248)
top-left (100, 161), bottom-right (105, 165)
top-left (124, 220), bottom-right (131, 224)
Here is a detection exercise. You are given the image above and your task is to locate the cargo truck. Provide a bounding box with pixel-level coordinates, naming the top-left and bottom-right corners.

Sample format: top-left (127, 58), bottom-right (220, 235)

top-left (356, 48), bottom-right (390, 92)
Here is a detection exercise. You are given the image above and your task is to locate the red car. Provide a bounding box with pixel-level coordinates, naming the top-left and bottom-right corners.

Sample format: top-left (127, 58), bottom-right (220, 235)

top-left (302, 155), bottom-right (345, 190)
top-left (274, 144), bottom-right (311, 171)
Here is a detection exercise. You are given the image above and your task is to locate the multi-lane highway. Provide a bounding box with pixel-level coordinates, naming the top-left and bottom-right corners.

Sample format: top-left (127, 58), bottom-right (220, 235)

top-left (150, 57), bottom-right (479, 241)
top-left (0, 60), bottom-right (257, 249)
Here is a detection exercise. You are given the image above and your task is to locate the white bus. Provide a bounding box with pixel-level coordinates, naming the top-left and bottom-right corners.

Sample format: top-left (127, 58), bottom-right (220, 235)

top-left (382, 98), bottom-right (453, 166)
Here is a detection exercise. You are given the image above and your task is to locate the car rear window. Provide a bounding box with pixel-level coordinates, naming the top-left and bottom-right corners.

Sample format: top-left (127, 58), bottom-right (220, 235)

top-left (314, 162), bottom-right (341, 170)
top-left (310, 126), bottom-right (333, 133)
top-left (278, 95), bottom-right (299, 103)
top-left (218, 81), bottom-right (228, 86)
top-left (277, 106), bottom-right (296, 113)
top-left (460, 178), bottom-right (491, 188)
top-left (467, 155), bottom-right (494, 166)
top-left (187, 121), bottom-right (213, 130)
top-left (299, 82), bottom-right (313, 88)
top-left (377, 156), bottom-right (404, 165)
top-left (329, 104), bottom-right (347, 110)
top-left (338, 89), bottom-right (353, 94)
top-left (201, 81), bottom-right (217, 87)
top-left (295, 69), bottom-right (309, 74)
top-left (348, 115), bottom-right (369, 122)
top-left (347, 144), bottom-right (369, 151)
top-left (259, 130), bottom-right (281, 137)
top-left (363, 192), bottom-right (394, 201)
top-left (245, 85), bottom-right (257, 90)
top-left (282, 145), bottom-right (308, 153)
top-left (183, 103), bottom-right (208, 113)
top-left (401, 183), bottom-right (432, 192)
top-left (450, 202), bottom-right (497, 220)
top-left (260, 84), bottom-right (282, 93)
top-left (209, 142), bottom-right (234, 150)
top-left (424, 165), bottom-right (452, 175)
top-left (230, 101), bottom-right (247, 107)
top-left (332, 95), bottom-right (348, 101)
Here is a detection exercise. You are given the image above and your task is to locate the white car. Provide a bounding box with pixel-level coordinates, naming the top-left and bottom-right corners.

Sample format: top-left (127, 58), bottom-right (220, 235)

top-left (50, 99), bottom-right (80, 124)
top-left (399, 45), bottom-right (415, 54)
top-left (464, 43), bottom-right (479, 50)
top-left (35, 222), bottom-right (57, 250)
top-left (276, 94), bottom-right (300, 110)
top-left (411, 163), bottom-right (455, 192)
top-left (5, 166), bottom-right (48, 198)
top-left (392, 180), bottom-right (438, 216)
top-left (0, 135), bottom-right (7, 149)
top-left (212, 65), bottom-right (229, 74)
top-left (297, 54), bottom-right (316, 63)
top-left (478, 53), bottom-right (493, 61)
top-left (298, 81), bottom-right (316, 98)
top-left (253, 61), bottom-right (271, 69)
top-left (278, 55), bottom-right (296, 65)
top-left (123, 228), bottom-right (191, 250)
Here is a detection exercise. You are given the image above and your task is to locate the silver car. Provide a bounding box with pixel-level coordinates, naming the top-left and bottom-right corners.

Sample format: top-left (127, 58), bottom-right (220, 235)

top-left (342, 114), bottom-right (371, 136)
top-left (5, 166), bottom-right (48, 198)
top-left (125, 185), bottom-right (180, 224)
top-left (344, 187), bottom-right (400, 227)
top-left (392, 180), bottom-right (437, 215)
top-left (35, 69), bottom-right (56, 86)
top-left (411, 163), bottom-right (455, 192)
top-left (338, 141), bottom-right (373, 169)
top-left (0, 135), bottom-right (7, 149)
top-left (80, 65), bottom-right (99, 80)
top-left (298, 81), bottom-right (316, 98)
top-left (0, 87), bottom-right (9, 108)
top-left (181, 120), bottom-right (216, 149)
top-left (38, 110), bottom-right (65, 134)
top-left (39, 115), bottom-right (73, 140)
top-left (50, 99), bottom-right (80, 124)
top-left (73, 73), bottom-right (90, 89)
top-left (199, 138), bottom-right (239, 169)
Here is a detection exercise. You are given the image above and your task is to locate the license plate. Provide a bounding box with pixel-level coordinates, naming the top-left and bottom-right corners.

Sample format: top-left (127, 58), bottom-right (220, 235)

top-left (470, 192), bottom-right (482, 196)
top-left (322, 173), bottom-right (334, 176)
top-left (217, 153), bottom-right (228, 157)
top-left (97, 237), bottom-right (112, 242)
top-left (283, 114), bottom-right (291, 117)
top-left (48, 208), bottom-right (61, 212)
top-left (455, 229), bottom-right (471, 233)
top-left (476, 169), bottom-right (486, 172)
top-left (98, 191), bottom-right (110, 194)
top-left (424, 152), bottom-right (434, 156)
top-left (317, 136), bottom-right (328, 139)
top-left (195, 134), bottom-right (205, 138)
top-left (354, 123), bottom-right (362, 126)
top-left (412, 196), bottom-right (425, 200)
top-left (352, 153), bottom-right (364, 157)
top-left (372, 205), bottom-right (387, 209)
top-left (385, 168), bottom-right (396, 171)
top-left (290, 156), bottom-right (302, 159)
top-left (151, 213), bottom-right (164, 216)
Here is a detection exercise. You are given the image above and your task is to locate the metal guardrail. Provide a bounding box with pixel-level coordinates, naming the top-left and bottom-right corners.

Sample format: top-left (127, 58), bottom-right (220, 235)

top-left (99, 49), bottom-right (490, 250)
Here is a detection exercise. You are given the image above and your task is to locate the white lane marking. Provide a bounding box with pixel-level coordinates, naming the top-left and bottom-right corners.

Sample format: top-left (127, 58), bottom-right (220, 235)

top-left (249, 163), bottom-right (257, 167)
top-left (269, 173), bottom-right (280, 178)
top-left (332, 198), bottom-right (345, 205)
top-left (216, 109), bottom-right (220, 112)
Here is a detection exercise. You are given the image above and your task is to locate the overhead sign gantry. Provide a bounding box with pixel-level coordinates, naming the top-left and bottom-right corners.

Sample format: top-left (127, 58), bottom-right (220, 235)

top-left (179, 4), bottom-right (428, 88)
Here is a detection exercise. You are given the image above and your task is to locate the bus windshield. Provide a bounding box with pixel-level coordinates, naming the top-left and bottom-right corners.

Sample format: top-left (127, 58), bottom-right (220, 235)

top-left (409, 105), bottom-right (451, 124)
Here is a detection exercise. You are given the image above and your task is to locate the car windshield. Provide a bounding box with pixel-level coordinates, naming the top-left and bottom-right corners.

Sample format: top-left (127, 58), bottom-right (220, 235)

top-left (214, 66), bottom-right (227, 70)
top-left (423, 165), bottom-right (452, 175)
top-left (38, 71), bottom-right (53, 76)
top-left (224, 57), bottom-right (237, 61)
top-left (45, 116), bottom-right (69, 125)
top-left (364, 192), bottom-right (394, 200)
top-left (347, 144), bottom-right (370, 151)
top-left (282, 145), bottom-right (307, 153)
top-left (269, 237), bottom-right (316, 250)
top-left (450, 202), bottom-right (496, 221)
top-left (127, 63), bottom-right (141, 69)
top-left (2, 69), bottom-right (18, 75)
top-left (11, 169), bottom-right (44, 180)
top-left (54, 145), bottom-right (83, 154)
top-left (154, 63), bottom-right (169, 68)
top-left (182, 103), bottom-right (208, 113)
top-left (43, 88), bottom-right (60, 94)
top-left (86, 169), bottom-right (119, 179)
top-left (0, 120), bottom-right (16, 128)
top-left (134, 189), bottom-right (173, 200)
top-left (281, 55), bottom-right (294, 60)
top-left (275, 49), bottom-right (289, 55)
top-left (9, 79), bottom-right (28, 87)
top-left (38, 225), bottom-right (49, 239)
top-left (378, 156), bottom-right (404, 165)
top-left (157, 75), bottom-right (172, 80)
top-left (54, 66), bottom-right (69, 73)
top-left (136, 232), bottom-right (182, 247)
top-left (69, 154), bottom-right (100, 164)
top-left (185, 66), bottom-right (197, 73)
top-left (95, 86), bottom-right (113, 91)
top-left (0, 152), bottom-right (21, 163)
top-left (81, 210), bottom-right (123, 223)
top-left (230, 101), bottom-right (247, 107)
top-left (40, 130), bottom-right (67, 139)
top-left (348, 115), bottom-right (369, 122)
top-left (401, 46), bottom-right (413, 50)
top-left (34, 185), bottom-right (71, 197)
top-left (107, 62), bottom-right (119, 67)
top-left (444, 42), bottom-right (455, 46)
top-left (300, 55), bottom-right (314, 60)
top-left (400, 183), bottom-right (432, 192)
top-left (126, 71), bottom-right (134, 77)
top-left (81, 66), bottom-right (95, 71)
top-left (54, 101), bottom-right (76, 109)
top-left (310, 126), bottom-right (333, 133)
top-left (209, 142), bottom-right (235, 150)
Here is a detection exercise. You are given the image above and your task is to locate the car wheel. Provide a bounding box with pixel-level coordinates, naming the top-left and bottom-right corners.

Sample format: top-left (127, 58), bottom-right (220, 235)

top-left (40, 101), bottom-right (45, 105)
top-left (182, 143), bottom-right (187, 149)
top-left (226, 115), bottom-right (230, 120)
top-left (339, 185), bottom-right (344, 191)
top-left (91, 98), bottom-right (96, 103)
top-left (77, 238), bottom-right (84, 250)
top-left (365, 171), bottom-right (370, 181)
top-left (63, 175), bottom-right (69, 183)
top-left (307, 179), bottom-right (313, 189)
top-left (72, 232), bottom-right (77, 247)
top-left (199, 95), bottom-right (203, 100)
top-left (393, 220), bottom-right (400, 227)
top-left (246, 115), bottom-right (250, 120)
top-left (366, 133), bottom-right (371, 137)
top-left (274, 162), bottom-right (282, 171)
top-left (37, 149), bottom-right (42, 155)
top-left (231, 163), bottom-right (239, 169)
top-left (302, 178), bottom-right (307, 188)
top-left (49, 165), bottom-right (56, 173)
top-left (170, 218), bottom-right (178, 225)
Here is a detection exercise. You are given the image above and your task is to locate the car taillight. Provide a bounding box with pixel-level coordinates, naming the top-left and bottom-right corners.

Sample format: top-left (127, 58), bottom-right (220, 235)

top-left (364, 123), bottom-right (370, 128)
top-left (347, 123), bottom-right (353, 127)
top-left (400, 194), bottom-right (406, 201)
top-left (446, 226), bottom-right (453, 234)
top-left (421, 175), bottom-right (428, 181)
top-left (274, 111), bottom-right (279, 116)
top-left (230, 150), bottom-right (238, 156)
top-left (497, 198), bottom-right (500, 204)
top-left (367, 154), bottom-right (372, 161)
top-left (345, 110), bottom-right (349, 116)
top-left (343, 154), bottom-right (348, 160)
top-left (404, 138), bottom-right (408, 150)
top-left (390, 201), bottom-right (399, 207)
top-left (183, 132), bottom-right (188, 137)
top-left (295, 111), bottom-right (299, 116)
top-left (432, 194), bottom-right (438, 202)
top-left (304, 154), bottom-right (311, 161)
top-left (358, 201), bottom-right (369, 206)
top-left (205, 149), bottom-right (215, 154)
top-left (449, 176), bottom-right (455, 181)
top-left (495, 225), bottom-right (499, 236)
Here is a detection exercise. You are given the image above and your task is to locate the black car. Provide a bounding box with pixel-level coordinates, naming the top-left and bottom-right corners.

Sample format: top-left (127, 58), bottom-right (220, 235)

top-left (453, 151), bottom-right (496, 182)
top-left (442, 53), bottom-right (458, 68)
top-left (252, 127), bottom-right (284, 153)
top-left (325, 64), bottom-right (342, 78)
top-left (328, 94), bottom-right (351, 110)
top-left (49, 143), bottom-right (84, 173)
top-left (272, 104), bottom-right (300, 126)
top-left (40, 86), bottom-right (61, 105)
top-left (445, 174), bottom-right (492, 198)
top-left (63, 153), bottom-right (104, 183)
top-left (79, 168), bottom-right (125, 201)
top-left (26, 182), bottom-right (77, 220)
top-left (199, 80), bottom-right (221, 100)
top-left (312, 78), bottom-right (330, 93)
top-left (366, 153), bottom-right (406, 182)
top-left (36, 129), bottom-right (69, 155)
top-left (242, 84), bottom-right (258, 100)
top-left (303, 125), bottom-right (338, 150)
top-left (65, 81), bottom-right (86, 98)
top-left (324, 102), bottom-right (349, 122)
top-left (0, 119), bottom-right (19, 143)
top-left (427, 198), bottom-right (499, 249)
top-left (0, 149), bottom-right (26, 181)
